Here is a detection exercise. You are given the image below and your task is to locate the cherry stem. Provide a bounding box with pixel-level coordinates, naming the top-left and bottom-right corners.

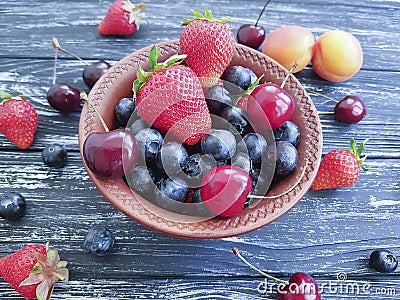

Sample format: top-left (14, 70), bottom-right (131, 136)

top-left (52, 37), bottom-right (89, 66)
top-left (248, 158), bottom-right (308, 200)
top-left (52, 45), bottom-right (59, 86)
top-left (255, 0), bottom-right (271, 27)
top-left (307, 90), bottom-right (339, 103)
top-left (80, 92), bottom-right (109, 132)
top-left (280, 62), bottom-right (298, 89)
top-left (232, 247), bottom-right (289, 285)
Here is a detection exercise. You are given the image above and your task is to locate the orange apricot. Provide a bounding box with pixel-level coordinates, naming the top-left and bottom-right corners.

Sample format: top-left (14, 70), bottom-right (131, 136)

top-left (261, 25), bottom-right (315, 73)
top-left (311, 30), bottom-right (363, 82)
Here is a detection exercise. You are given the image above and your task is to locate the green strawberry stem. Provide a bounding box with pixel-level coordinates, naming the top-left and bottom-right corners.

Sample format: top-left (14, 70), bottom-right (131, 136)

top-left (80, 92), bottom-right (109, 132)
top-left (280, 62), bottom-right (298, 89)
top-left (306, 89), bottom-right (339, 103)
top-left (248, 158), bottom-right (308, 199)
top-left (0, 91), bottom-right (29, 102)
top-left (180, 8), bottom-right (233, 26)
top-left (232, 247), bottom-right (289, 285)
top-left (349, 138), bottom-right (368, 172)
top-left (52, 37), bottom-right (89, 66)
top-left (232, 75), bottom-right (264, 106)
top-left (132, 46), bottom-right (187, 98)
top-left (255, 0), bottom-right (271, 27)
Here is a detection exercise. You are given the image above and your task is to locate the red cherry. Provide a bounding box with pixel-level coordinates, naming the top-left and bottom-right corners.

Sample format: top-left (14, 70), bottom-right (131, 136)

top-left (83, 60), bottom-right (111, 89)
top-left (237, 0), bottom-right (270, 49)
top-left (334, 95), bottom-right (366, 124)
top-left (46, 83), bottom-right (81, 112)
top-left (247, 83), bottom-right (295, 130)
top-left (277, 272), bottom-right (321, 300)
top-left (200, 165), bottom-right (252, 217)
top-left (83, 129), bottom-right (139, 179)
top-left (237, 24), bottom-right (266, 49)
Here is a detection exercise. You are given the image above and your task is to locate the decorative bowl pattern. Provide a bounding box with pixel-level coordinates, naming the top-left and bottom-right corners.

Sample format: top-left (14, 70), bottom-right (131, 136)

top-left (78, 39), bottom-right (323, 239)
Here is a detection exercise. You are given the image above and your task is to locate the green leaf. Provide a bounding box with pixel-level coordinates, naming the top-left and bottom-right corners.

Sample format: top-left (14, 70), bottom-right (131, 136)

top-left (133, 79), bottom-right (142, 98)
top-left (31, 262), bottom-right (44, 275)
top-left (191, 9), bottom-right (204, 19)
top-left (180, 18), bottom-right (196, 26)
top-left (148, 46), bottom-right (160, 71)
top-left (0, 91), bottom-right (12, 100)
top-left (216, 16), bottom-right (234, 23)
top-left (204, 8), bottom-right (213, 21)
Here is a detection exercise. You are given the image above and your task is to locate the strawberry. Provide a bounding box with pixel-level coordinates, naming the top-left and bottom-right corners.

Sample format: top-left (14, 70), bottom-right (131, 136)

top-left (180, 9), bottom-right (235, 81)
top-left (98, 0), bottom-right (146, 36)
top-left (0, 92), bottom-right (38, 149)
top-left (311, 138), bottom-right (368, 190)
top-left (0, 243), bottom-right (68, 299)
top-left (133, 46), bottom-right (211, 145)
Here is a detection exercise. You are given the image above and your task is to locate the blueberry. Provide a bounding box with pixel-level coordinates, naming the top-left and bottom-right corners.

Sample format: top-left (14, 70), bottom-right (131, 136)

top-left (273, 121), bottom-right (301, 146)
top-left (155, 177), bottom-right (189, 212)
top-left (201, 129), bottom-right (236, 161)
top-left (82, 226), bottom-right (115, 257)
top-left (370, 249), bottom-right (398, 273)
top-left (205, 85), bottom-right (233, 116)
top-left (221, 106), bottom-right (250, 136)
top-left (41, 144), bottom-right (67, 168)
top-left (222, 65), bottom-right (257, 91)
top-left (156, 141), bottom-right (188, 175)
top-left (126, 166), bottom-right (156, 198)
top-left (135, 128), bottom-right (164, 165)
top-left (115, 98), bottom-right (135, 127)
top-left (129, 118), bottom-right (150, 136)
top-left (231, 152), bottom-right (252, 173)
top-left (238, 133), bottom-right (268, 166)
top-left (274, 141), bottom-right (298, 179)
top-left (249, 166), bottom-right (273, 196)
top-left (182, 153), bottom-right (216, 188)
top-left (0, 193), bottom-right (26, 221)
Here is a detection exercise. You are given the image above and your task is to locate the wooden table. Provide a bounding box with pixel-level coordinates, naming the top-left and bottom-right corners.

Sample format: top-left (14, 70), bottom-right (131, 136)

top-left (1, 1), bottom-right (399, 299)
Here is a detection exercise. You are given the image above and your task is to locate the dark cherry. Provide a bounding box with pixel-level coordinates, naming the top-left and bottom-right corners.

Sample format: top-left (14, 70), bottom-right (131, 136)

top-left (83, 60), bottom-right (111, 89)
top-left (334, 95), bottom-right (366, 124)
top-left (200, 165), bottom-right (252, 217)
top-left (237, 24), bottom-right (266, 49)
top-left (236, 0), bottom-right (270, 49)
top-left (46, 83), bottom-right (81, 112)
top-left (277, 272), bottom-right (321, 300)
top-left (83, 129), bottom-right (139, 179)
top-left (248, 83), bottom-right (294, 130)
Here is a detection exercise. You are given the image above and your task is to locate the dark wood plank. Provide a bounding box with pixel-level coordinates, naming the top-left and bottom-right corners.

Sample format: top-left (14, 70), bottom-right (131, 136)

top-left (1, 152), bottom-right (399, 279)
top-left (0, 1), bottom-right (399, 71)
top-left (2, 277), bottom-right (400, 299)
top-left (1, 59), bottom-right (399, 158)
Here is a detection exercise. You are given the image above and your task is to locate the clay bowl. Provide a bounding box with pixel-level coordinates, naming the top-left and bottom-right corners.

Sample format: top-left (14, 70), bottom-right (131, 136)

top-left (78, 39), bottom-right (322, 239)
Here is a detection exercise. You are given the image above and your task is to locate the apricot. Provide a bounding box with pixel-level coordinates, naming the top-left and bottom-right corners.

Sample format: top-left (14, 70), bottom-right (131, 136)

top-left (312, 30), bottom-right (363, 82)
top-left (262, 25), bottom-right (315, 73)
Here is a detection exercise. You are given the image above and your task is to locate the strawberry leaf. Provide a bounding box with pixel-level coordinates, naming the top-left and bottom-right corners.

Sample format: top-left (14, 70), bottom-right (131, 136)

top-left (216, 16), bottom-right (234, 23)
top-left (0, 91), bottom-right (12, 100)
top-left (148, 46), bottom-right (160, 71)
top-left (191, 9), bottom-right (205, 19)
top-left (204, 8), bottom-right (213, 21)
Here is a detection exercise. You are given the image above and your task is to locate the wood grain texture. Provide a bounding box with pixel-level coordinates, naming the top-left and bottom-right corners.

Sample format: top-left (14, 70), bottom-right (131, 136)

top-left (0, 0), bottom-right (399, 299)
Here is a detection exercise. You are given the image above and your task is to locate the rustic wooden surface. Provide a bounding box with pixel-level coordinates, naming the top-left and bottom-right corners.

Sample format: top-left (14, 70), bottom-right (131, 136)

top-left (1, 0), bottom-right (399, 299)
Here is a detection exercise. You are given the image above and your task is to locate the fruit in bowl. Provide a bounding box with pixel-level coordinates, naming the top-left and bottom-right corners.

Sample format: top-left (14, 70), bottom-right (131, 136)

top-left (78, 37), bottom-right (322, 239)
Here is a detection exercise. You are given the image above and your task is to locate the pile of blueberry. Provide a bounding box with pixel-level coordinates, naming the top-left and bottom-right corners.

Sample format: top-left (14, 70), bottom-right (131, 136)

top-left (114, 65), bottom-right (301, 217)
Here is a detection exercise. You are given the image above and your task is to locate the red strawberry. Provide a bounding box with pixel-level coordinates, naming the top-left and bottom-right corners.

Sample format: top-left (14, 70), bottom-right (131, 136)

top-left (98, 0), bottom-right (146, 36)
top-left (180, 9), bottom-right (235, 81)
top-left (0, 243), bottom-right (68, 299)
top-left (0, 92), bottom-right (38, 149)
top-left (134, 46), bottom-right (211, 145)
top-left (311, 138), bottom-right (368, 190)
